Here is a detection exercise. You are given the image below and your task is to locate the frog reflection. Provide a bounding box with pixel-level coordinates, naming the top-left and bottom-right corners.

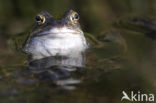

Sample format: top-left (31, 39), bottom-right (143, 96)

top-left (28, 55), bottom-right (84, 90)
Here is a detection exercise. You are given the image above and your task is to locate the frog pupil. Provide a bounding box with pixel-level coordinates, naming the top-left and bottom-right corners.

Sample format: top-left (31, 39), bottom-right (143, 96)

top-left (36, 16), bottom-right (42, 21)
top-left (74, 14), bottom-right (79, 19)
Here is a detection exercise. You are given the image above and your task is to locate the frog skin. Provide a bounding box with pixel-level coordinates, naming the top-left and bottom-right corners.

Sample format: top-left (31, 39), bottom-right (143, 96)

top-left (22, 10), bottom-right (88, 60)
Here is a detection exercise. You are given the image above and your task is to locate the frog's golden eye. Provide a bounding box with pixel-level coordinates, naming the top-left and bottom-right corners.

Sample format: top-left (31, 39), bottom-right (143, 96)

top-left (70, 12), bottom-right (79, 23)
top-left (73, 13), bottom-right (79, 20)
top-left (35, 15), bottom-right (45, 25)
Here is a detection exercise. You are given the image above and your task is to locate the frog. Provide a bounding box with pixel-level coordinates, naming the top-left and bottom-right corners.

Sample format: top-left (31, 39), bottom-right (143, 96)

top-left (22, 10), bottom-right (88, 61)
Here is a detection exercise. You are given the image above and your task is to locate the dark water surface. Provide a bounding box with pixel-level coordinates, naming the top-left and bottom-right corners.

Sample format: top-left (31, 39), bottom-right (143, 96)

top-left (0, 28), bottom-right (156, 103)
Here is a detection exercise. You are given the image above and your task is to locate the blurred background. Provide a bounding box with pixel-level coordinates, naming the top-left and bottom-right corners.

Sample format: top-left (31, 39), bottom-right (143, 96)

top-left (0, 0), bottom-right (156, 103)
top-left (0, 0), bottom-right (156, 37)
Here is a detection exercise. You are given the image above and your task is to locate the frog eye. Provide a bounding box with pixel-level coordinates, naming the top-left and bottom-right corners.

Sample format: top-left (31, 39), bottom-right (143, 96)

top-left (74, 13), bottom-right (79, 20)
top-left (36, 16), bottom-right (42, 21)
top-left (35, 15), bottom-right (45, 25)
top-left (70, 12), bottom-right (79, 23)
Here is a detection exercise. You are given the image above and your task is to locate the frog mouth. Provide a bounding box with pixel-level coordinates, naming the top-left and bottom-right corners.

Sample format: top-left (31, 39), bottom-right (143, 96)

top-left (37, 27), bottom-right (82, 36)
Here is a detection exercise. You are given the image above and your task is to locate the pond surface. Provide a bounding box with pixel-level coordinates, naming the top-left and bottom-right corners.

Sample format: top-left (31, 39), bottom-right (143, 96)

top-left (0, 22), bottom-right (156, 103)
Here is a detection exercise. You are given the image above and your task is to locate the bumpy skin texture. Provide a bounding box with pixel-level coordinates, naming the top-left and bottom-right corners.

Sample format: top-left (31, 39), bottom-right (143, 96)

top-left (22, 10), bottom-right (88, 60)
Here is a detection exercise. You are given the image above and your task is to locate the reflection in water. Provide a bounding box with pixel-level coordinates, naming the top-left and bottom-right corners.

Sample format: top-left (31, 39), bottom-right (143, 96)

top-left (27, 53), bottom-right (85, 90)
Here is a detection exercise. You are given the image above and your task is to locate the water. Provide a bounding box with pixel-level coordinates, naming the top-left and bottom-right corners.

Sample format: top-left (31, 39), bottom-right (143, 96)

top-left (0, 28), bottom-right (156, 103)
